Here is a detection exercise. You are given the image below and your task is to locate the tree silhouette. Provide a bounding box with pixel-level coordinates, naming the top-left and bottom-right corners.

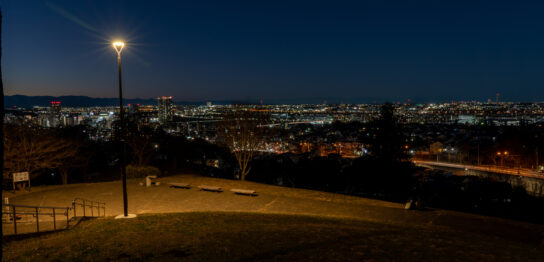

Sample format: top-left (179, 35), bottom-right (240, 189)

top-left (56, 126), bottom-right (92, 184)
top-left (3, 125), bottom-right (80, 184)
top-left (363, 102), bottom-right (414, 200)
top-left (368, 102), bottom-right (408, 161)
top-left (125, 123), bottom-right (156, 166)
top-left (216, 106), bottom-right (270, 180)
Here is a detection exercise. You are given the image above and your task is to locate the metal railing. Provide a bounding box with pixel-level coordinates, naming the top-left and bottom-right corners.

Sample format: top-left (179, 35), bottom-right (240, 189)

top-left (2, 204), bottom-right (70, 235)
top-left (2, 198), bottom-right (106, 236)
top-left (72, 198), bottom-right (106, 218)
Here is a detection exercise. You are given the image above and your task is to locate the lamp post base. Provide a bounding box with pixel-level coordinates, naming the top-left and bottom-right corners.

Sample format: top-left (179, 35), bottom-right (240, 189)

top-left (115, 214), bottom-right (137, 219)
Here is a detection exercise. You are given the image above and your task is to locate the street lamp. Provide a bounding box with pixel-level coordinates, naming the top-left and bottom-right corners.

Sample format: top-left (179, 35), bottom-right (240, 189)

top-left (497, 151), bottom-right (508, 167)
top-left (113, 41), bottom-right (135, 219)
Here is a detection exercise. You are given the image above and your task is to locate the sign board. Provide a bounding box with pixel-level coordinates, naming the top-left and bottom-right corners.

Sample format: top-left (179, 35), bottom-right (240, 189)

top-left (12, 172), bottom-right (31, 192)
top-left (13, 172), bottom-right (29, 183)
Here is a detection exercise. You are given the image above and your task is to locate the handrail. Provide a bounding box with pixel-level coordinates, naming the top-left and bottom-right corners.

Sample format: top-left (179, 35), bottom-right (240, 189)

top-left (73, 198), bottom-right (105, 205)
top-left (2, 198), bottom-right (106, 236)
top-left (3, 203), bottom-right (70, 209)
top-left (72, 198), bottom-right (106, 218)
top-left (2, 203), bottom-right (71, 235)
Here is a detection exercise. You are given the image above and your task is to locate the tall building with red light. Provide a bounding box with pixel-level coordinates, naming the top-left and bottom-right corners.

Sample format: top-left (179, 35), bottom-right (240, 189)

top-left (48, 101), bottom-right (62, 127)
top-left (50, 101), bottom-right (61, 114)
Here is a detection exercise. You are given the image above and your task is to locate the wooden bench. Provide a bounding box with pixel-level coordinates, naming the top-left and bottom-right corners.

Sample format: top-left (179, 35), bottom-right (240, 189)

top-left (198, 185), bottom-right (222, 192)
top-left (169, 183), bottom-right (191, 189)
top-left (231, 188), bottom-right (258, 196)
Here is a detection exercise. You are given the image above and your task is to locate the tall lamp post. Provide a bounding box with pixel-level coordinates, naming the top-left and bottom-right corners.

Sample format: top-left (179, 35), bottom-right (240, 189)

top-left (113, 41), bottom-right (135, 219)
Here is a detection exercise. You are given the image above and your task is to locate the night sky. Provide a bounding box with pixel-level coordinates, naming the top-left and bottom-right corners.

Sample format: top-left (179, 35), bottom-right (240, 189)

top-left (3, 0), bottom-right (544, 103)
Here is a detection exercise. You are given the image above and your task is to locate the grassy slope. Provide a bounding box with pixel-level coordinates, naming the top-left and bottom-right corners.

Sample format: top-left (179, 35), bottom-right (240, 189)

top-left (3, 212), bottom-right (543, 262)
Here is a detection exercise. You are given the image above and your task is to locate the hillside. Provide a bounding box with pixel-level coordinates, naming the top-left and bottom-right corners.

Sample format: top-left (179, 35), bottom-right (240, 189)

top-left (3, 212), bottom-right (544, 261)
top-left (3, 174), bottom-right (544, 261)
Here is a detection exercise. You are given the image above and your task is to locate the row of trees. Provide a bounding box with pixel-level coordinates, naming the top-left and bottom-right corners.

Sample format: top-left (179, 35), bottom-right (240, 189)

top-left (222, 103), bottom-right (416, 200)
top-left (208, 103), bottom-right (417, 201)
top-left (248, 153), bottom-right (416, 201)
top-left (2, 102), bottom-right (413, 197)
top-left (3, 125), bottom-right (85, 184)
top-left (2, 121), bottom-right (162, 185)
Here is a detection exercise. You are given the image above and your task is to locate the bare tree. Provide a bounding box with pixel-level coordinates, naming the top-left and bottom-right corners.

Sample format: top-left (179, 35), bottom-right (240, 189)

top-left (216, 106), bottom-right (270, 181)
top-left (57, 144), bottom-right (90, 184)
top-left (3, 125), bottom-right (80, 184)
top-left (127, 131), bottom-right (153, 166)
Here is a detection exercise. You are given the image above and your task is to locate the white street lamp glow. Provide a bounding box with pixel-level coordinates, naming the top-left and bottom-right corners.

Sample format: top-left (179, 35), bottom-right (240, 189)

top-left (112, 41), bottom-right (125, 54)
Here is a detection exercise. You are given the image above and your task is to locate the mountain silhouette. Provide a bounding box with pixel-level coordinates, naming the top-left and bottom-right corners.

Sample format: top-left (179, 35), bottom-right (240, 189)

top-left (4, 95), bottom-right (200, 108)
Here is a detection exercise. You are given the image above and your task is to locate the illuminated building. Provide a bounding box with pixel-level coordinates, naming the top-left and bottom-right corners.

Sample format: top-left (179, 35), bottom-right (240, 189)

top-left (158, 96), bottom-right (173, 124)
top-left (48, 101), bottom-right (62, 127)
top-left (50, 101), bottom-right (61, 114)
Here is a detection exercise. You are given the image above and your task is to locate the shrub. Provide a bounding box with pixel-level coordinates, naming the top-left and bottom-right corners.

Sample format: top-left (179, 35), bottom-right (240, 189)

top-left (126, 165), bottom-right (160, 178)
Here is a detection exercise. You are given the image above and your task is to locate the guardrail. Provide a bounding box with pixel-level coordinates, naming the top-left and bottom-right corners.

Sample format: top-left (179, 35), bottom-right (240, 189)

top-left (72, 198), bottom-right (106, 218)
top-left (2, 204), bottom-right (70, 235)
top-left (413, 160), bottom-right (544, 179)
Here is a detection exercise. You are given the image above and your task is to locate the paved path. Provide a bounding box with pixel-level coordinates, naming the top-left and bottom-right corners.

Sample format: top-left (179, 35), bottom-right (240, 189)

top-left (3, 174), bottom-right (544, 244)
top-left (3, 174), bottom-right (399, 218)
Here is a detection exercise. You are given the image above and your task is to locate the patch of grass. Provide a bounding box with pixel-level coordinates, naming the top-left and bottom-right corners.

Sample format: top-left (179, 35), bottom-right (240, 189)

top-left (3, 212), bottom-right (543, 261)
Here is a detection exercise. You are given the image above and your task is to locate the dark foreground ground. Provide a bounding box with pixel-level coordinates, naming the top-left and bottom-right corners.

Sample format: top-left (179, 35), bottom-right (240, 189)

top-left (3, 175), bottom-right (544, 261)
top-left (3, 212), bottom-right (544, 262)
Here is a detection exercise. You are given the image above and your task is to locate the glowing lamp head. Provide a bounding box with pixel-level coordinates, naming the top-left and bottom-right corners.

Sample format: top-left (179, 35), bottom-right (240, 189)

top-left (113, 41), bottom-right (125, 54)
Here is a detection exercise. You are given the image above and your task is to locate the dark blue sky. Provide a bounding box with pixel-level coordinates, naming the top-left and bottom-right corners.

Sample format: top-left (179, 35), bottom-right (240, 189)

top-left (2, 0), bottom-right (544, 103)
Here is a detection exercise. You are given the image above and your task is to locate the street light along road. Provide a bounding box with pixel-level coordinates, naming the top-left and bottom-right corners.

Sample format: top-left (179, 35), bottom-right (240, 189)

top-left (113, 41), bottom-right (135, 219)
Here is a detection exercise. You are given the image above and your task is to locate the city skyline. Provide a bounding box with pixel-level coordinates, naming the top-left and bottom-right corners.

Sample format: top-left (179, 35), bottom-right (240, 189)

top-left (3, 93), bottom-right (540, 107)
top-left (3, 1), bottom-right (544, 102)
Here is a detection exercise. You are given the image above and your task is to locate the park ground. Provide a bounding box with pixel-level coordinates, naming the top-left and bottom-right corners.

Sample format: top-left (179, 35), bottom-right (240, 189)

top-left (3, 174), bottom-right (544, 261)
